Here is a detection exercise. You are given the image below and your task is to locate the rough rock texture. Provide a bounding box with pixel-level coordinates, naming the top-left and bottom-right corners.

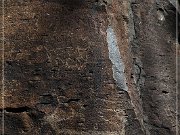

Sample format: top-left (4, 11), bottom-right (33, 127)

top-left (0, 0), bottom-right (179, 135)
top-left (131, 0), bottom-right (178, 134)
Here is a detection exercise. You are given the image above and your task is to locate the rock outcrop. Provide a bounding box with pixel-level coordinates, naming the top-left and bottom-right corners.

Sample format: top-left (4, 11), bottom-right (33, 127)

top-left (0, 0), bottom-right (179, 134)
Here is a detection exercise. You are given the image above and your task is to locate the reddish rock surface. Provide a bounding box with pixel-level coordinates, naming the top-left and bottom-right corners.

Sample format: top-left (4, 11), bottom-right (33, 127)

top-left (0, 0), bottom-right (179, 134)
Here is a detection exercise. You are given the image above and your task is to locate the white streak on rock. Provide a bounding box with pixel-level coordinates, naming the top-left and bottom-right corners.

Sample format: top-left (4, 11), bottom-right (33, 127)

top-left (106, 26), bottom-right (128, 91)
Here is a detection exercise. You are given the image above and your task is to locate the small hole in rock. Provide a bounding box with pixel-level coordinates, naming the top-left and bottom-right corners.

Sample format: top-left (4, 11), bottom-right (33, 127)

top-left (162, 91), bottom-right (169, 94)
top-left (83, 104), bottom-right (88, 108)
top-left (89, 70), bottom-right (94, 74)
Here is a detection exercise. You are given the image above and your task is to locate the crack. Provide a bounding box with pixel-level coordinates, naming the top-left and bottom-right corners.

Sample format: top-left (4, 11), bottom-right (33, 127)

top-left (129, 1), bottom-right (148, 134)
top-left (162, 90), bottom-right (169, 94)
top-left (63, 98), bottom-right (80, 104)
top-left (134, 63), bottom-right (142, 85)
top-left (133, 57), bottom-right (145, 88)
top-left (0, 106), bottom-right (31, 113)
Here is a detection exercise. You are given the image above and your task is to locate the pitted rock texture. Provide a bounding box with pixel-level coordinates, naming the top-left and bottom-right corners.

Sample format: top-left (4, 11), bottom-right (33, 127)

top-left (0, 0), bottom-right (178, 135)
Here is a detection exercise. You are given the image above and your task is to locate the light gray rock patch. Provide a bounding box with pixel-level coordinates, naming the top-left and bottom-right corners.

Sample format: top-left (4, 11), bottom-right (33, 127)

top-left (106, 26), bottom-right (128, 91)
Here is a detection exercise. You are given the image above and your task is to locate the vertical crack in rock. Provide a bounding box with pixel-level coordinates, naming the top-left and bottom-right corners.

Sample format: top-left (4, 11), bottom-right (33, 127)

top-left (133, 58), bottom-right (145, 88)
top-left (106, 26), bottom-right (128, 91)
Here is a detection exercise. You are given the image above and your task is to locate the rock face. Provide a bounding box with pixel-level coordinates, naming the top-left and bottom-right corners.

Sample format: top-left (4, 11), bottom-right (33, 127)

top-left (131, 0), bottom-right (179, 134)
top-left (0, 0), bottom-right (178, 135)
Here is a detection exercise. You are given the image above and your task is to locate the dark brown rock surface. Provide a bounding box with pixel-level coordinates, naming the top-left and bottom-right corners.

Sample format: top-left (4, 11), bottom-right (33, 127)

top-left (0, 0), bottom-right (179, 135)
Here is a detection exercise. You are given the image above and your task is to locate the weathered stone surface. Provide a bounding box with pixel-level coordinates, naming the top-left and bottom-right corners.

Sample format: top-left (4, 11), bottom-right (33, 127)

top-left (0, 0), bottom-right (178, 135)
top-left (131, 0), bottom-right (178, 134)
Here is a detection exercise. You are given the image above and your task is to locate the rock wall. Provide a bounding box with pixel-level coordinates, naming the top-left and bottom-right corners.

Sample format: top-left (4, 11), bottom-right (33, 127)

top-left (0, 0), bottom-right (178, 135)
top-left (131, 0), bottom-right (178, 134)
